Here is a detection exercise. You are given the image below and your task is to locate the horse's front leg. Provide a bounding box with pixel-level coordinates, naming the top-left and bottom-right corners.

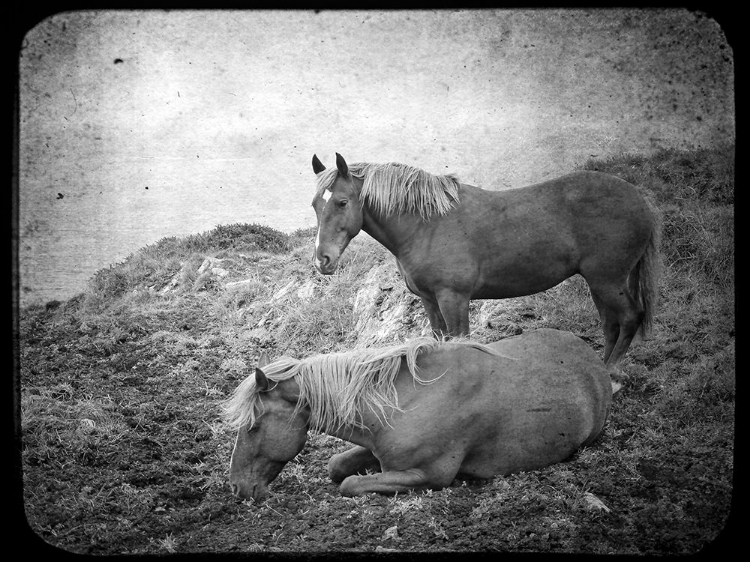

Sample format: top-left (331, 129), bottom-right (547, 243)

top-left (435, 290), bottom-right (471, 337)
top-left (398, 261), bottom-right (448, 337)
top-left (328, 445), bottom-right (381, 483)
top-left (339, 468), bottom-right (443, 496)
top-left (419, 295), bottom-right (447, 337)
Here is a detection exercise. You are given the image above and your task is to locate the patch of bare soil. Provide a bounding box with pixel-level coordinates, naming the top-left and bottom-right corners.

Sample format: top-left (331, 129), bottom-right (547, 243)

top-left (17, 285), bottom-right (734, 556)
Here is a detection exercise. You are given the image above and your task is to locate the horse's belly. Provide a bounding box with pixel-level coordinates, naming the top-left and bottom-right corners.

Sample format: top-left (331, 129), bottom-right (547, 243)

top-left (472, 252), bottom-right (578, 299)
top-left (472, 273), bottom-right (570, 299)
top-left (460, 399), bottom-right (603, 477)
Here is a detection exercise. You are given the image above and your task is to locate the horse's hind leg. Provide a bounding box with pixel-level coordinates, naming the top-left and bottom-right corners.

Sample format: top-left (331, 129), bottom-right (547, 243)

top-left (588, 279), bottom-right (644, 371)
top-left (328, 445), bottom-right (381, 483)
top-left (591, 294), bottom-right (624, 395)
top-left (590, 292), bottom-right (620, 364)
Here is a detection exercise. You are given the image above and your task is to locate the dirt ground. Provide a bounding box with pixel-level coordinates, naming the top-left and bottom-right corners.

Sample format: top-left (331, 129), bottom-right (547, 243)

top-left (17, 265), bottom-right (735, 556)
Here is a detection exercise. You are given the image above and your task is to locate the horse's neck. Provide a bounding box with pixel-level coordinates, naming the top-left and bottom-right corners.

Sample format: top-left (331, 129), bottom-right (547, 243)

top-left (321, 357), bottom-right (413, 448)
top-left (360, 202), bottom-right (425, 257)
top-left (326, 420), bottom-right (377, 449)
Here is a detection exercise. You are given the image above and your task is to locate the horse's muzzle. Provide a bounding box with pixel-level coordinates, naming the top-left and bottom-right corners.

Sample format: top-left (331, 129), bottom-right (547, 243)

top-left (230, 481), bottom-right (267, 503)
top-left (314, 255), bottom-right (338, 275)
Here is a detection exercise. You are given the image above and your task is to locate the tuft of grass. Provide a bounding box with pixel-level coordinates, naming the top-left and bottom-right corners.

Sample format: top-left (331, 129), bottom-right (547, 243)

top-left (85, 223), bottom-right (291, 304)
top-left (659, 204), bottom-right (733, 286)
top-left (151, 223), bottom-right (291, 256)
top-left (581, 145), bottom-right (734, 290)
top-left (581, 144), bottom-right (734, 205)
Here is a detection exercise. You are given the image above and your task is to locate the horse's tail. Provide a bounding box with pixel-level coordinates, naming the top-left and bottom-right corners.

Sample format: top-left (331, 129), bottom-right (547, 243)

top-left (630, 202), bottom-right (662, 339)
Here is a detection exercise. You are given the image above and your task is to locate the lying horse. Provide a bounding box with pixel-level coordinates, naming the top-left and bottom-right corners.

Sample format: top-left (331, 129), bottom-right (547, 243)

top-left (223, 329), bottom-right (611, 501)
top-left (311, 153), bottom-right (660, 373)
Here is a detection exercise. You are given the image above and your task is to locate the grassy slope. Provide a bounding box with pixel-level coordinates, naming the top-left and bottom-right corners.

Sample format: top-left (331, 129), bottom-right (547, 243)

top-left (18, 146), bottom-right (734, 555)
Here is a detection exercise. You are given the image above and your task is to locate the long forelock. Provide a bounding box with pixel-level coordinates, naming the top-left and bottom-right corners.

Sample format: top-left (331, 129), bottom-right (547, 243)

top-left (314, 162), bottom-right (370, 199)
top-left (315, 162), bottom-right (460, 220)
top-left (221, 357), bottom-right (302, 431)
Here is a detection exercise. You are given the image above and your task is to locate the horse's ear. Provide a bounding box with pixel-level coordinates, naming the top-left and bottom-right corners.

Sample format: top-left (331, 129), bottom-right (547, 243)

top-left (255, 367), bottom-right (269, 392)
top-left (312, 154), bottom-right (326, 174)
top-left (335, 153), bottom-right (349, 178)
top-left (258, 350), bottom-right (270, 368)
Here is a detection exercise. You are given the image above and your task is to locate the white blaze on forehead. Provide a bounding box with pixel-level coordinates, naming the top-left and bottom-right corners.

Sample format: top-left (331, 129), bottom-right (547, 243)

top-left (314, 189), bottom-right (331, 268)
top-left (314, 226), bottom-right (323, 267)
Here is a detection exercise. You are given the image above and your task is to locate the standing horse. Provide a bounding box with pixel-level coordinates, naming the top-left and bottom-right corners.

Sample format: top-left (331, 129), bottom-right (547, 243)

top-left (224, 329), bottom-right (612, 501)
top-left (311, 153), bottom-right (660, 374)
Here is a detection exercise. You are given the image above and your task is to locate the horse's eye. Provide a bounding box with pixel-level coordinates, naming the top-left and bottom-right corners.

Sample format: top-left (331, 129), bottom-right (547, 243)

top-left (338, 199), bottom-right (348, 208)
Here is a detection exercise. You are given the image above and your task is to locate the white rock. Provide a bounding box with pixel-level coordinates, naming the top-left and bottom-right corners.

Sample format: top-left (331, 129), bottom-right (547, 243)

top-left (583, 492), bottom-right (611, 513)
top-left (352, 263), bottom-right (415, 346)
top-left (225, 279), bottom-right (257, 292)
top-left (270, 280), bottom-right (297, 303)
top-left (382, 525), bottom-right (399, 541)
top-left (197, 257), bottom-right (216, 275)
top-left (296, 280), bottom-right (316, 301)
top-left (160, 272), bottom-right (182, 294)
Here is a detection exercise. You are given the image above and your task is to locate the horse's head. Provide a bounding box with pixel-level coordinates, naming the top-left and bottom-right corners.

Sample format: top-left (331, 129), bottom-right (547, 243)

top-left (228, 355), bottom-right (309, 503)
top-left (311, 153), bottom-right (363, 274)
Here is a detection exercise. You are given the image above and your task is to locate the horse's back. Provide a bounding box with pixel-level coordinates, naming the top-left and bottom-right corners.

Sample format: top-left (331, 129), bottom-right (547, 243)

top-left (503, 170), bottom-right (641, 202)
top-left (487, 327), bottom-right (602, 370)
top-left (411, 329), bottom-right (610, 411)
top-left (464, 170), bottom-right (652, 228)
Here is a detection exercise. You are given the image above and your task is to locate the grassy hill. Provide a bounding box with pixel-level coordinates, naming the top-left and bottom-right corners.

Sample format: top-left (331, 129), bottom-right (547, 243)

top-left (18, 145), bottom-right (734, 555)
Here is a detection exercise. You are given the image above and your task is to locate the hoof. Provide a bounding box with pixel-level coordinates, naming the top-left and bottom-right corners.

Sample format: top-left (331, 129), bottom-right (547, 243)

top-left (339, 475), bottom-right (360, 497)
top-left (611, 379), bottom-right (623, 396)
top-left (609, 369), bottom-right (626, 397)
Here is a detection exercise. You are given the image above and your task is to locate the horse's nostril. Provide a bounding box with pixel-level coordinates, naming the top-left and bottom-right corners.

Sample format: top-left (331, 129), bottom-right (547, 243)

top-left (315, 254), bottom-right (333, 273)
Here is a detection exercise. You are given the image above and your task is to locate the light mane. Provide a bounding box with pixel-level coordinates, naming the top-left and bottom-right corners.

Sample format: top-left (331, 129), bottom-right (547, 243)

top-left (222, 338), bottom-right (502, 433)
top-left (315, 162), bottom-right (460, 220)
